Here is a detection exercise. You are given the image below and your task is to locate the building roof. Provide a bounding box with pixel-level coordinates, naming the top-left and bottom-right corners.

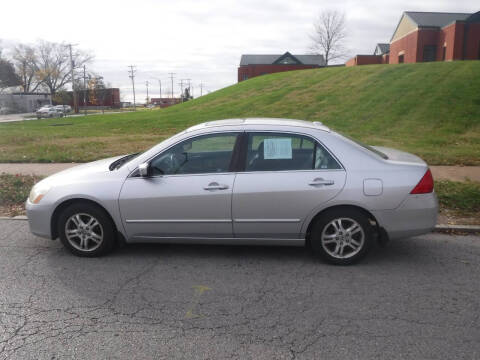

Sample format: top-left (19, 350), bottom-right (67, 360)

top-left (374, 43), bottom-right (390, 55)
top-left (240, 52), bottom-right (325, 66)
top-left (404, 11), bottom-right (471, 28)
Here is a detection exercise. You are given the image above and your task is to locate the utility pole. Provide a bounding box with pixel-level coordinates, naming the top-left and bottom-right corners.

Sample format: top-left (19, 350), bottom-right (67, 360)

top-left (145, 80), bottom-right (149, 104)
top-left (158, 79), bottom-right (162, 102)
top-left (168, 73), bottom-right (175, 99)
top-left (179, 79), bottom-right (184, 102)
top-left (66, 43), bottom-right (78, 113)
top-left (128, 65), bottom-right (136, 111)
top-left (83, 65), bottom-right (87, 116)
top-left (200, 82), bottom-right (203, 96)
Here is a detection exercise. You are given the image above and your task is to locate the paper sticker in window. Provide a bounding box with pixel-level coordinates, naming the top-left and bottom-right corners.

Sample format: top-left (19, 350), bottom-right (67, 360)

top-left (263, 138), bottom-right (292, 159)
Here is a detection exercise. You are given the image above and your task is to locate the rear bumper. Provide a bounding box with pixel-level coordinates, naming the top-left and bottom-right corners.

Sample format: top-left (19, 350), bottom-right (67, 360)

top-left (26, 200), bottom-right (54, 239)
top-left (372, 192), bottom-right (438, 240)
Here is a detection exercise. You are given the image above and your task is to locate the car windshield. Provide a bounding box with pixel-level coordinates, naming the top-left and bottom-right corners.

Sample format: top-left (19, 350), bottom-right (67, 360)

top-left (109, 152), bottom-right (141, 170)
top-left (337, 132), bottom-right (388, 160)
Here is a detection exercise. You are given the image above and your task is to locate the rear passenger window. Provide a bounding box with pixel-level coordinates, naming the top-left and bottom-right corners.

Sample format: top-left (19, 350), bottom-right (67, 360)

top-left (245, 133), bottom-right (341, 172)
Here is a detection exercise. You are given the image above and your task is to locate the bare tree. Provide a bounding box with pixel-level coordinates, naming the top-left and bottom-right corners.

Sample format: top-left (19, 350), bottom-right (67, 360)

top-left (310, 10), bottom-right (347, 65)
top-left (12, 44), bottom-right (42, 93)
top-left (35, 40), bottom-right (92, 96)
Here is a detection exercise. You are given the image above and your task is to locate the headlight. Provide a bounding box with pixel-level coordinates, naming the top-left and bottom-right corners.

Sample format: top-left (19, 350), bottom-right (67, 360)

top-left (29, 183), bottom-right (52, 204)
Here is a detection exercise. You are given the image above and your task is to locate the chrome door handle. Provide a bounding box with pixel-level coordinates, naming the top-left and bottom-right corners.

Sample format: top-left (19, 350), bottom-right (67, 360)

top-left (203, 182), bottom-right (229, 190)
top-left (309, 178), bottom-right (334, 186)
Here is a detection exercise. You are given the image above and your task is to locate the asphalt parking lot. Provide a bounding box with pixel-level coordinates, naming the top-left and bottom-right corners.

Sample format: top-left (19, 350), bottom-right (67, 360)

top-left (0, 219), bottom-right (479, 360)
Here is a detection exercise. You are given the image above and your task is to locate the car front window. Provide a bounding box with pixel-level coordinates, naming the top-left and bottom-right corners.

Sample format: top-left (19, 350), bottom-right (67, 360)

top-left (150, 133), bottom-right (239, 176)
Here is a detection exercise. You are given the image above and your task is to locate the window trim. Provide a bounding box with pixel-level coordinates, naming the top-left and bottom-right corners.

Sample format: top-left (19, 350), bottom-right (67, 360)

top-left (239, 130), bottom-right (345, 173)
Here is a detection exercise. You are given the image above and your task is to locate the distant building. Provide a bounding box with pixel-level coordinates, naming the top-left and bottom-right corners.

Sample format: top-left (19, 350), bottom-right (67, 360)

top-left (238, 52), bottom-right (325, 82)
top-left (346, 10), bottom-right (480, 66)
top-left (0, 93), bottom-right (51, 113)
top-left (346, 43), bottom-right (390, 67)
top-left (390, 11), bottom-right (480, 63)
top-left (150, 98), bottom-right (181, 108)
top-left (63, 88), bottom-right (121, 108)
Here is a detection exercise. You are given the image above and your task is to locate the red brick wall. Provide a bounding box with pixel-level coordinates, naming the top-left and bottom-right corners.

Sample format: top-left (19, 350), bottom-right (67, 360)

top-left (389, 30), bottom-right (419, 64)
top-left (415, 29), bottom-right (439, 61)
top-left (465, 23), bottom-right (480, 60)
top-left (345, 55), bottom-right (383, 66)
top-left (238, 64), bottom-right (320, 82)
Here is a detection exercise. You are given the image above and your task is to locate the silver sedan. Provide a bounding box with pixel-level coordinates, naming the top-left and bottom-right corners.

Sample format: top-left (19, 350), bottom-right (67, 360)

top-left (26, 118), bottom-right (438, 264)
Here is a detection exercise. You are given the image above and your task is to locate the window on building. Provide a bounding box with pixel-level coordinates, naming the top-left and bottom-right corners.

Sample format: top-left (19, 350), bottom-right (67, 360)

top-left (423, 45), bottom-right (437, 62)
top-left (398, 54), bottom-right (405, 63)
top-left (242, 74), bottom-right (248, 81)
top-left (442, 46), bottom-right (447, 61)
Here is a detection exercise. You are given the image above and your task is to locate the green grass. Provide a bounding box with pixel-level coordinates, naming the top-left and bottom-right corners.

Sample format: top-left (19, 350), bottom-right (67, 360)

top-left (0, 173), bottom-right (42, 216)
top-left (436, 180), bottom-right (480, 216)
top-left (0, 61), bottom-right (479, 164)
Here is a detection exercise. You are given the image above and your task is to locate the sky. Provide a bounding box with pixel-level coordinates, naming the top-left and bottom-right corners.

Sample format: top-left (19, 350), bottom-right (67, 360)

top-left (1, 0), bottom-right (478, 102)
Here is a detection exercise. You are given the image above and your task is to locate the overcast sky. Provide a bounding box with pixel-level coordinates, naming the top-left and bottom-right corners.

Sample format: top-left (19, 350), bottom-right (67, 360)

top-left (1, 0), bottom-right (478, 102)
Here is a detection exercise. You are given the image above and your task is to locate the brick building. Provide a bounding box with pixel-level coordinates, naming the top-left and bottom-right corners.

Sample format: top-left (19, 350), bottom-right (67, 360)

top-left (238, 52), bottom-right (325, 82)
top-left (64, 88), bottom-right (121, 108)
top-left (345, 43), bottom-right (390, 67)
top-left (389, 11), bottom-right (480, 64)
top-left (346, 10), bottom-right (480, 66)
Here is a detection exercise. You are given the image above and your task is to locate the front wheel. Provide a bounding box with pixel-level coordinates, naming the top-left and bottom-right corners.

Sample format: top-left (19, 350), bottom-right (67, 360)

top-left (58, 202), bottom-right (116, 257)
top-left (310, 208), bottom-right (374, 265)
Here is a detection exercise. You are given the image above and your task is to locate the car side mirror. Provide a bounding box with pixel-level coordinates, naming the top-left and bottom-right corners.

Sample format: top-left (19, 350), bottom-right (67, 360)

top-left (138, 162), bottom-right (149, 177)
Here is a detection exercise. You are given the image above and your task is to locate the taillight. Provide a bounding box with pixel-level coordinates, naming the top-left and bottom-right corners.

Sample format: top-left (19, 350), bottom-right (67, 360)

top-left (410, 169), bottom-right (434, 194)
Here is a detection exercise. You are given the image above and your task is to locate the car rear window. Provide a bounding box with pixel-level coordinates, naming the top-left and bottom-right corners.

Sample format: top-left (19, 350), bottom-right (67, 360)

top-left (338, 133), bottom-right (388, 160)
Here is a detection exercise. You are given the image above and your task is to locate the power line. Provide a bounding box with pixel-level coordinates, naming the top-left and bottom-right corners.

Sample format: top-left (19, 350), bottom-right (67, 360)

top-left (128, 65), bottom-right (137, 111)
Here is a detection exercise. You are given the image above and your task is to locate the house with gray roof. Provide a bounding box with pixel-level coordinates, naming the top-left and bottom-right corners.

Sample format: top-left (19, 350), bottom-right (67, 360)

top-left (389, 10), bottom-right (480, 63)
top-left (238, 52), bottom-right (325, 82)
top-left (346, 10), bottom-right (480, 66)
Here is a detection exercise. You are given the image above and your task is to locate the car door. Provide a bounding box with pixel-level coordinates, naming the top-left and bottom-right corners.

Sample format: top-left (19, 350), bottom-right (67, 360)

top-left (232, 131), bottom-right (346, 239)
top-left (119, 132), bottom-right (240, 240)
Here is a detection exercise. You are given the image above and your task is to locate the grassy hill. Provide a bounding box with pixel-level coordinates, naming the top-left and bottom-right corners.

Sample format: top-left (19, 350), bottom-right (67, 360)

top-left (0, 61), bottom-right (479, 164)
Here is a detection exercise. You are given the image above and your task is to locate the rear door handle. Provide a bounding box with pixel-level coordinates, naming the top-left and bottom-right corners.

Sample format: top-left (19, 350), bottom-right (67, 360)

top-left (203, 182), bottom-right (229, 190)
top-left (309, 178), bottom-right (334, 186)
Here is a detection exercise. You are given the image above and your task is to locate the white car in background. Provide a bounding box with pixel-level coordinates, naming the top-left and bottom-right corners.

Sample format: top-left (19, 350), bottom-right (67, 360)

top-left (36, 106), bottom-right (63, 119)
top-left (54, 105), bottom-right (72, 114)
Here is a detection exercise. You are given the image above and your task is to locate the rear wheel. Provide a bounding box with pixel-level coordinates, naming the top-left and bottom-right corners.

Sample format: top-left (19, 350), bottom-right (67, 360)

top-left (58, 202), bottom-right (116, 257)
top-left (310, 208), bottom-right (373, 265)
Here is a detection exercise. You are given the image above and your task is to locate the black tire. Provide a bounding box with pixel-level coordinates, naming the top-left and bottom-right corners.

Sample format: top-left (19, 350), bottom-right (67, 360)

top-left (57, 202), bottom-right (116, 257)
top-left (310, 208), bottom-right (373, 265)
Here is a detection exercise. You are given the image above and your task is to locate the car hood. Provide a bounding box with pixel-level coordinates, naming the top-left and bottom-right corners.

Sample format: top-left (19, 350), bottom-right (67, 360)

top-left (39, 155), bottom-right (125, 187)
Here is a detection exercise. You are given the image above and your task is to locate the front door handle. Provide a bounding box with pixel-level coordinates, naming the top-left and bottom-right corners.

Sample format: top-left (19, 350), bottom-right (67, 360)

top-left (309, 178), bottom-right (334, 186)
top-left (203, 182), bottom-right (229, 191)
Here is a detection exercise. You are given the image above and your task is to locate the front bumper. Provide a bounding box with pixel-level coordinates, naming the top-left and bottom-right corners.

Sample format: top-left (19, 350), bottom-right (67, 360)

top-left (372, 192), bottom-right (438, 240)
top-left (26, 200), bottom-right (54, 239)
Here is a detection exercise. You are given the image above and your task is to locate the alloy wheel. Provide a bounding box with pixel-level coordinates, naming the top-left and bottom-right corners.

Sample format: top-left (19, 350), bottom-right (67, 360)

top-left (321, 217), bottom-right (365, 259)
top-left (65, 213), bottom-right (104, 252)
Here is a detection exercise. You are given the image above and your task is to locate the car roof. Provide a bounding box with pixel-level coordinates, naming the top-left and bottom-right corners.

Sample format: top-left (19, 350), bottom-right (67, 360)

top-left (185, 118), bottom-right (330, 133)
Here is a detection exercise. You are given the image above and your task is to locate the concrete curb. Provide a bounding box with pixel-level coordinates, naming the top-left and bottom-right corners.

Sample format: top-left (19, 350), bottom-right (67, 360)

top-left (1, 216), bottom-right (479, 233)
top-left (0, 215), bottom-right (28, 220)
top-left (434, 224), bottom-right (480, 233)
